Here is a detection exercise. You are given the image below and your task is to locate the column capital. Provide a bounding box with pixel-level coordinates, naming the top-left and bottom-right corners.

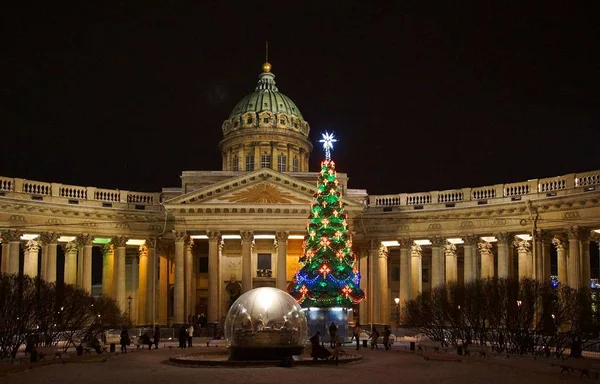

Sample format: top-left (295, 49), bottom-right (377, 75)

top-left (207, 230), bottom-right (221, 241)
top-left (39, 232), bottom-right (59, 245)
top-left (410, 243), bottom-right (422, 257)
top-left (185, 238), bottom-right (194, 252)
top-left (139, 243), bottom-right (149, 258)
top-left (145, 237), bottom-right (157, 249)
top-left (1, 229), bottom-right (23, 242)
top-left (275, 231), bottom-right (289, 242)
top-left (240, 230), bottom-right (254, 242)
top-left (430, 236), bottom-right (446, 247)
top-left (552, 236), bottom-right (568, 250)
top-left (591, 232), bottom-right (600, 245)
top-left (534, 230), bottom-right (554, 244)
top-left (477, 241), bottom-right (493, 255)
top-left (378, 244), bottom-right (389, 259)
top-left (462, 234), bottom-right (480, 246)
top-left (25, 239), bottom-right (41, 252)
top-left (76, 233), bottom-right (94, 246)
top-left (397, 238), bottom-right (413, 248)
top-left (102, 243), bottom-right (114, 256)
top-left (62, 241), bottom-right (78, 253)
top-left (443, 242), bottom-right (457, 257)
top-left (568, 226), bottom-right (589, 241)
top-left (495, 232), bottom-right (512, 244)
top-left (112, 235), bottom-right (128, 248)
top-left (513, 238), bottom-right (531, 252)
top-left (172, 230), bottom-right (187, 242)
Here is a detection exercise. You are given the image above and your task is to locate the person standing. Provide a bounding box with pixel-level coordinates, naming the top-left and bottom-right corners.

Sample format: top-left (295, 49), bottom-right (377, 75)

top-left (120, 327), bottom-right (130, 354)
top-left (329, 322), bottom-right (338, 348)
top-left (179, 326), bottom-right (187, 349)
top-left (187, 324), bottom-right (194, 347)
top-left (382, 325), bottom-right (391, 350)
top-left (353, 322), bottom-right (362, 350)
top-left (371, 327), bottom-right (379, 350)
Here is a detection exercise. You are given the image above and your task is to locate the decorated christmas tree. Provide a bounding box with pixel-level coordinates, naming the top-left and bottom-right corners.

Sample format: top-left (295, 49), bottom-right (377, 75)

top-left (290, 132), bottom-right (365, 308)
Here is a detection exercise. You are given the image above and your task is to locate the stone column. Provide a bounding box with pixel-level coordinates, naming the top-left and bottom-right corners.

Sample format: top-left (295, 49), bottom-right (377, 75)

top-left (276, 231), bottom-right (289, 291)
top-left (567, 227), bottom-right (583, 288)
top-left (63, 241), bottom-right (78, 285)
top-left (358, 247), bottom-right (368, 325)
top-left (580, 229), bottom-right (591, 288)
top-left (24, 239), bottom-right (40, 277)
top-left (430, 237), bottom-right (445, 289)
top-left (496, 233), bottom-right (511, 278)
top-left (462, 235), bottom-right (479, 283)
top-left (138, 243), bottom-right (149, 325)
top-left (207, 231), bottom-right (220, 323)
top-left (410, 243), bottom-right (422, 299)
top-left (1, 240), bottom-right (9, 273)
top-left (173, 231), bottom-right (186, 325)
top-left (540, 232), bottom-right (553, 283)
top-left (444, 242), bottom-right (458, 283)
top-left (398, 238), bottom-right (412, 305)
top-left (552, 236), bottom-right (568, 286)
top-left (513, 238), bottom-right (531, 280)
top-left (113, 236), bottom-right (128, 313)
top-left (145, 238), bottom-right (157, 326)
top-left (102, 244), bottom-right (114, 298)
top-left (40, 232), bottom-right (59, 282)
top-left (368, 241), bottom-right (377, 323)
top-left (378, 244), bottom-right (389, 324)
top-left (594, 234), bottom-right (600, 279)
top-left (478, 241), bottom-right (493, 279)
top-left (5, 230), bottom-right (22, 274)
top-left (130, 253), bottom-right (139, 325)
top-left (184, 238), bottom-right (194, 321)
top-left (77, 234), bottom-right (94, 293)
top-left (241, 230), bottom-right (254, 293)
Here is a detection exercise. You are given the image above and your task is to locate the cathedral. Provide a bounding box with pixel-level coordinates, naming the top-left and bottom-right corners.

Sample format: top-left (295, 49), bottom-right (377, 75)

top-left (1, 60), bottom-right (599, 328)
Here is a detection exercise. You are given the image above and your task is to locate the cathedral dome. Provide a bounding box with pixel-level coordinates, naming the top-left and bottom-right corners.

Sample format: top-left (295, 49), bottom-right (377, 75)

top-left (219, 62), bottom-right (313, 173)
top-left (221, 63), bottom-right (310, 138)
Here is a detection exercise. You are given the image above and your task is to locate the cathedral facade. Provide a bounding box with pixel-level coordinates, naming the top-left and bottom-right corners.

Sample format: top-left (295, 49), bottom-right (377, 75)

top-left (1, 62), bottom-right (599, 327)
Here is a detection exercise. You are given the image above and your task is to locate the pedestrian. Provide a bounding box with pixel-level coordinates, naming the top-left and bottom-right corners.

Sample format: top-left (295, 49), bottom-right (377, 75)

top-left (353, 322), bottom-right (362, 350)
top-left (153, 326), bottom-right (161, 350)
top-left (187, 324), bottom-right (194, 347)
top-left (382, 325), bottom-right (391, 350)
top-left (309, 331), bottom-right (331, 360)
top-left (120, 327), bottom-right (130, 354)
top-left (329, 322), bottom-right (338, 348)
top-left (332, 340), bottom-right (342, 365)
top-left (179, 326), bottom-right (187, 349)
top-left (371, 327), bottom-right (379, 350)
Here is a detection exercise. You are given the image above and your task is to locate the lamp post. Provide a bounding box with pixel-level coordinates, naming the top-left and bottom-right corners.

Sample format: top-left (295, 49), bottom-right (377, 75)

top-left (127, 296), bottom-right (133, 325)
top-left (394, 297), bottom-right (400, 326)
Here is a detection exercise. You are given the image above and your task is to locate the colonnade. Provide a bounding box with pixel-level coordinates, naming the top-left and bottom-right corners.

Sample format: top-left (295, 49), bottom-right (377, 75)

top-left (361, 227), bottom-right (600, 325)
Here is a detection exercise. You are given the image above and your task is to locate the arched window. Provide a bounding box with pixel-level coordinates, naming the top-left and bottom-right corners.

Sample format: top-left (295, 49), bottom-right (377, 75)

top-left (277, 154), bottom-right (286, 172)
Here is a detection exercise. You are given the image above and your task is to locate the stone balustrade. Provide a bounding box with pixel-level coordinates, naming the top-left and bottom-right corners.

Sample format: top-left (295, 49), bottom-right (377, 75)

top-left (0, 177), bottom-right (161, 210)
top-left (370, 170), bottom-right (600, 208)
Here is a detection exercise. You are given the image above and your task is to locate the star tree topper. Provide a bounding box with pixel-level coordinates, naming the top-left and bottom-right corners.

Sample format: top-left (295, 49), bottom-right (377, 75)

top-left (319, 131), bottom-right (337, 161)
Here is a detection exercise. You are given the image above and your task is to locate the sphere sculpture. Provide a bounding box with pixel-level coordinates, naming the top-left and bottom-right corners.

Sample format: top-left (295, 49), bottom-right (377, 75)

top-left (224, 287), bottom-right (308, 361)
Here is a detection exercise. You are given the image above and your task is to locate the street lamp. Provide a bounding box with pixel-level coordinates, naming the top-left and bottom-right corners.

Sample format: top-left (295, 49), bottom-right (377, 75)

top-left (127, 296), bottom-right (133, 325)
top-left (394, 297), bottom-right (400, 326)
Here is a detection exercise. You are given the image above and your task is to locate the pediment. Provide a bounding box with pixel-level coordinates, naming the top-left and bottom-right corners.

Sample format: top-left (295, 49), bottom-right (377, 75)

top-left (164, 168), bottom-right (361, 208)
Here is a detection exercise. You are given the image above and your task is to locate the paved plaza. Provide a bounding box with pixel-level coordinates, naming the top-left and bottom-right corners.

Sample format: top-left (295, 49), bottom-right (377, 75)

top-left (0, 341), bottom-right (593, 384)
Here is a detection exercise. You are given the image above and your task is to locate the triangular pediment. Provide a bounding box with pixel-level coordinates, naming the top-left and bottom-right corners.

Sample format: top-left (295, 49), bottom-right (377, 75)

top-left (164, 168), bottom-right (361, 208)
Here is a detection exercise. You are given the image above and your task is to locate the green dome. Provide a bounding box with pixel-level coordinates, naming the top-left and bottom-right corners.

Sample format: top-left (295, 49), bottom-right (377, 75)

top-left (229, 71), bottom-right (304, 119)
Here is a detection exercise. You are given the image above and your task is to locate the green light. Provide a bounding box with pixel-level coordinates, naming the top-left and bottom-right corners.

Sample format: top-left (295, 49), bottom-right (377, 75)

top-left (93, 238), bottom-right (111, 244)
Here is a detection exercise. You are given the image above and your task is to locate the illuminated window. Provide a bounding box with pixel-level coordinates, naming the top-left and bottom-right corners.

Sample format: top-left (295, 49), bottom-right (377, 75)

top-left (277, 154), bottom-right (286, 172)
top-left (261, 154), bottom-right (271, 168)
top-left (293, 157), bottom-right (299, 172)
top-left (245, 155), bottom-right (254, 171)
top-left (232, 155), bottom-right (239, 171)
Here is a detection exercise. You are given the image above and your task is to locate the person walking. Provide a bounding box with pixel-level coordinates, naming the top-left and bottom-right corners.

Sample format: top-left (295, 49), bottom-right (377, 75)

top-left (153, 326), bottom-right (161, 350)
top-left (329, 322), bottom-right (338, 348)
top-left (382, 325), bottom-right (391, 350)
top-left (119, 327), bottom-right (130, 354)
top-left (371, 327), bottom-right (379, 350)
top-left (353, 322), bottom-right (362, 350)
top-left (187, 324), bottom-right (194, 347)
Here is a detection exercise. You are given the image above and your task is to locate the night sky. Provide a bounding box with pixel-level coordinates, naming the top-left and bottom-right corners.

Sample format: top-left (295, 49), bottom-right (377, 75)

top-left (2, 3), bottom-right (598, 195)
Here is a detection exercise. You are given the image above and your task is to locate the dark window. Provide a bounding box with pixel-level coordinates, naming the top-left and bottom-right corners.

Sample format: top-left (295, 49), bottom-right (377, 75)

top-left (279, 119), bottom-right (285, 125)
top-left (257, 253), bottom-right (271, 270)
top-left (246, 118), bottom-right (252, 124)
top-left (391, 266), bottom-right (400, 282)
top-left (199, 258), bottom-right (208, 273)
top-left (422, 268), bottom-right (429, 283)
top-left (263, 117), bottom-right (269, 124)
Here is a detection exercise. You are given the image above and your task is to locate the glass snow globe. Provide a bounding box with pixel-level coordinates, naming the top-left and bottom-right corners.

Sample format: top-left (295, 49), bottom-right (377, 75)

top-left (224, 287), bottom-right (308, 360)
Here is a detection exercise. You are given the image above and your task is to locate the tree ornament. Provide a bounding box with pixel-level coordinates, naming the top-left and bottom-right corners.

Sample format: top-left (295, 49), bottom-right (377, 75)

top-left (319, 264), bottom-right (331, 278)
